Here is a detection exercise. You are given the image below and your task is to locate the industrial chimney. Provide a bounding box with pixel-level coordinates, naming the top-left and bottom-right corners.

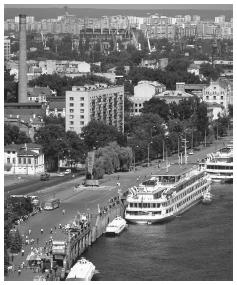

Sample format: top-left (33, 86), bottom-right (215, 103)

top-left (18, 14), bottom-right (28, 103)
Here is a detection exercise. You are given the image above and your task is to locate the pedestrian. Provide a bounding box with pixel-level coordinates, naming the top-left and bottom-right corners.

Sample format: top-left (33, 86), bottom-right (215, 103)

top-left (59, 224), bottom-right (62, 229)
top-left (54, 225), bottom-right (57, 230)
top-left (50, 228), bottom-right (53, 234)
top-left (18, 269), bottom-right (21, 275)
top-left (28, 229), bottom-right (31, 235)
top-left (62, 209), bottom-right (65, 215)
top-left (41, 228), bottom-right (44, 234)
top-left (21, 249), bottom-right (24, 256)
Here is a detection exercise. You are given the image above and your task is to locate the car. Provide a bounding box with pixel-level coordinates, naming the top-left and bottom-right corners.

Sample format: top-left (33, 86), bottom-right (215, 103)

top-left (64, 169), bottom-right (71, 175)
top-left (40, 172), bottom-right (50, 181)
top-left (57, 172), bottom-right (65, 177)
top-left (188, 151), bottom-right (194, 155)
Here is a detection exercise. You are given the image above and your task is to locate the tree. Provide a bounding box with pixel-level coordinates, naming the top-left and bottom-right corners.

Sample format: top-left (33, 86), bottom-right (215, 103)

top-left (81, 120), bottom-right (125, 150)
top-left (4, 125), bottom-right (32, 145)
top-left (34, 124), bottom-right (68, 169)
top-left (9, 228), bottom-right (22, 253)
top-left (199, 63), bottom-right (223, 81)
top-left (142, 98), bottom-right (170, 121)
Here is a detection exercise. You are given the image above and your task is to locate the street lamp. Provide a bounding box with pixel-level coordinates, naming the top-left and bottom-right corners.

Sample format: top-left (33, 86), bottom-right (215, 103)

top-left (133, 145), bottom-right (139, 171)
top-left (147, 141), bottom-right (153, 167)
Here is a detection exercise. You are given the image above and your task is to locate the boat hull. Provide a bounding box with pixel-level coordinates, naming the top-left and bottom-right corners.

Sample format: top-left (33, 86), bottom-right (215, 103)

top-left (125, 197), bottom-right (202, 224)
top-left (105, 224), bottom-right (127, 236)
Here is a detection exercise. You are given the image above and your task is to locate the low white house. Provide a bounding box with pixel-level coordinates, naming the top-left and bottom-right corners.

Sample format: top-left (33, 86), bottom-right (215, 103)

top-left (4, 143), bottom-right (45, 175)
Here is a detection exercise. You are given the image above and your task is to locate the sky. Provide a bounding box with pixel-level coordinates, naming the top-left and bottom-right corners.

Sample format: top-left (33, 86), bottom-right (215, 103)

top-left (4, 4), bottom-right (233, 10)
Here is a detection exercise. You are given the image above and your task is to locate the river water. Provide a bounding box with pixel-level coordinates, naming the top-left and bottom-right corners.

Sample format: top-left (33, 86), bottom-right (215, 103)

top-left (83, 183), bottom-right (233, 281)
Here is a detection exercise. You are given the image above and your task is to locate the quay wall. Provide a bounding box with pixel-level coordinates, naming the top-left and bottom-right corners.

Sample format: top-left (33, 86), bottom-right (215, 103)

top-left (61, 198), bottom-right (125, 278)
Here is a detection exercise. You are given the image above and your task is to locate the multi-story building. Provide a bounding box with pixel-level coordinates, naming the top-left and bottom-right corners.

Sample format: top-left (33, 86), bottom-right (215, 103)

top-left (202, 79), bottom-right (231, 111)
top-left (215, 15), bottom-right (226, 24)
top-left (155, 82), bottom-right (194, 104)
top-left (65, 84), bottom-right (124, 135)
top-left (130, 81), bottom-right (166, 116)
top-left (4, 143), bottom-right (45, 175)
top-left (4, 36), bottom-right (11, 61)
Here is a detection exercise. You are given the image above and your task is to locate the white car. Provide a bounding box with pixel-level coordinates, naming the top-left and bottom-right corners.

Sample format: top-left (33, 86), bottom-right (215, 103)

top-left (57, 172), bottom-right (65, 176)
top-left (64, 169), bottom-right (71, 174)
top-left (188, 151), bottom-right (194, 155)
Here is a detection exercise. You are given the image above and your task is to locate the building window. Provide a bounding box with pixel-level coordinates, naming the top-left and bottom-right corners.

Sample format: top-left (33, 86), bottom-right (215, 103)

top-left (139, 104), bottom-right (142, 107)
top-left (221, 96), bottom-right (223, 100)
top-left (69, 127), bottom-right (74, 131)
top-left (13, 158), bottom-right (15, 164)
top-left (80, 97), bottom-right (84, 101)
top-left (80, 115), bottom-right (84, 119)
top-left (135, 109), bottom-right (138, 112)
top-left (18, 158), bottom-right (21, 164)
top-left (69, 109), bottom-right (74, 113)
top-left (28, 158), bottom-right (31, 164)
top-left (70, 121), bottom-right (74, 125)
top-left (69, 115), bottom-right (74, 119)
top-left (7, 157), bottom-right (10, 163)
top-left (206, 96), bottom-right (209, 100)
top-left (80, 103), bottom-right (84, 107)
top-left (23, 158), bottom-right (26, 164)
top-left (135, 103), bottom-right (137, 107)
top-left (70, 103), bottom-right (74, 107)
top-left (213, 96), bottom-right (216, 100)
top-left (80, 109), bottom-right (84, 113)
top-left (80, 121), bottom-right (84, 125)
top-left (70, 97), bottom-right (74, 100)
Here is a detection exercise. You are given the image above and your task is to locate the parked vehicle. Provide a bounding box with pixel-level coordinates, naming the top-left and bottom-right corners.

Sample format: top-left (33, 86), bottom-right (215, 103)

top-left (64, 169), bottom-right (71, 175)
top-left (43, 198), bottom-right (60, 210)
top-left (40, 173), bottom-right (50, 181)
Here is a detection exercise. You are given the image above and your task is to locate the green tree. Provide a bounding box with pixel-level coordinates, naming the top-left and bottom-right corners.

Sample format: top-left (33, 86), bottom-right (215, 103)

top-left (9, 228), bottom-right (22, 253)
top-left (81, 120), bottom-right (125, 150)
top-left (141, 98), bottom-right (170, 121)
top-left (4, 124), bottom-right (32, 145)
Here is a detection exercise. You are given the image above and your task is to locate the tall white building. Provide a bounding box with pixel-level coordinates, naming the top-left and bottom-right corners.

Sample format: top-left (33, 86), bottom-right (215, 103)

top-left (65, 84), bottom-right (124, 135)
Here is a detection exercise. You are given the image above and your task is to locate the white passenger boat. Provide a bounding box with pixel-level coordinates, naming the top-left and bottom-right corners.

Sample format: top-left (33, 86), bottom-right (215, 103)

top-left (66, 257), bottom-right (95, 281)
top-left (202, 191), bottom-right (213, 205)
top-left (125, 165), bottom-right (212, 224)
top-left (105, 216), bottom-right (127, 236)
top-left (200, 147), bottom-right (233, 182)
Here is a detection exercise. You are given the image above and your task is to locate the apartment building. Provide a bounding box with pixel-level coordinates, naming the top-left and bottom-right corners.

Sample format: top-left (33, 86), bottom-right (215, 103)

top-left (4, 36), bottom-right (11, 61)
top-left (65, 84), bottom-right (124, 135)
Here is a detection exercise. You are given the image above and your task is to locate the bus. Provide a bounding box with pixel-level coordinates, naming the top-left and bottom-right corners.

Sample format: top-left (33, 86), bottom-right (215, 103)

top-left (44, 198), bottom-right (60, 210)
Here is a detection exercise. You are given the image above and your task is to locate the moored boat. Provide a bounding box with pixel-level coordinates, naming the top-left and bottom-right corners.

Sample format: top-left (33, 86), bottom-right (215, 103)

top-left (66, 257), bottom-right (95, 281)
top-left (200, 146), bottom-right (233, 183)
top-left (202, 191), bottom-right (213, 204)
top-left (125, 164), bottom-right (212, 224)
top-left (105, 216), bottom-right (127, 236)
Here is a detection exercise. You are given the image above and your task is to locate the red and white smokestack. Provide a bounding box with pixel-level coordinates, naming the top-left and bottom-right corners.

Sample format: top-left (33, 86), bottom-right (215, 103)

top-left (18, 14), bottom-right (28, 103)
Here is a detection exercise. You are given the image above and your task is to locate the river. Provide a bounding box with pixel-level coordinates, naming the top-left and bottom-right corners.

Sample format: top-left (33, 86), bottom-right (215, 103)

top-left (83, 183), bottom-right (233, 281)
